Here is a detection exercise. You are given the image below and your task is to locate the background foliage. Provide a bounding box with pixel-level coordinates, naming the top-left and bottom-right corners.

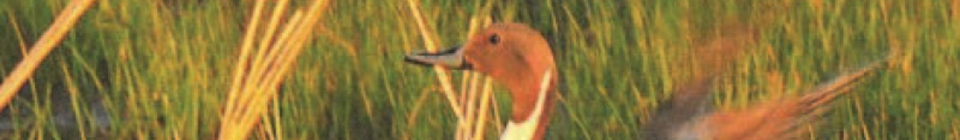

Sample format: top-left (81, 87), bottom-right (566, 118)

top-left (0, 0), bottom-right (958, 139)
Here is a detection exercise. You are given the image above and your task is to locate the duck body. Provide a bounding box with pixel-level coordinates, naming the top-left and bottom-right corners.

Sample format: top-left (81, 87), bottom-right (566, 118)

top-left (405, 22), bottom-right (885, 140)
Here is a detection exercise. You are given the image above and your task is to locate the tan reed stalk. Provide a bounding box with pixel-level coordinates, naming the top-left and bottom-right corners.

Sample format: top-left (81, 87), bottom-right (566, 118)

top-left (222, 13), bottom-right (300, 140)
top-left (220, 0), bottom-right (329, 139)
top-left (223, 3), bottom-right (291, 132)
top-left (259, 113), bottom-right (275, 140)
top-left (462, 72), bottom-right (482, 140)
top-left (404, 0), bottom-right (464, 120)
top-left (254, 7), bottom-right (303, 136)
top-left (479, 17), bottom-right (500, 137)
top-left (225, 0), bottom-right (267, 121)
top-left (224, 12), bottom-right (304, 140)
top-left (460, 16), bottom-right (495, 140)
top-left (0, 0), bottom-right (96, 114)
top-left (253, 0), bottom-right (325, 132)
top-left (256, 0), bottom-right (292, 52)
top-left (459, 17), bottom-right (485, 139)
top-left (233, 0), bottom-right (294, 118)
top-left (492, 93), bottom-right (503, 133)
top-left (468, 17), bottom-right (495, 140)
top-left (456, 18), bottom-right (481, 140)
top-left (461, 71), bottom-right (472, 97)
top-left (456, 72), bottom-right (471, 139)
top-left (272, 88), bottom-right (283, 140)
top-left (472, 78), bottom-right (494, 140)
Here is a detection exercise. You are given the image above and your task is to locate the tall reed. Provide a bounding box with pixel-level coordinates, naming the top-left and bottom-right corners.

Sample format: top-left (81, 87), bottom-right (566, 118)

top-left (219, 0), bottom-right (330, 139)
top-left (0, 0), bottom-right (96, 114)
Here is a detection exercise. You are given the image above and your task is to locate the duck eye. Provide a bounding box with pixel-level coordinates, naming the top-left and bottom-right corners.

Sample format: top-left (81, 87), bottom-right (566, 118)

top-left (488, 34), bottom-right (500, 44)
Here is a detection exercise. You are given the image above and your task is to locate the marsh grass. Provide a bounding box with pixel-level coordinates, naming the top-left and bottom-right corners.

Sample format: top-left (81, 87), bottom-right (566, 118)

top-left (0, 0), bottom-right (957, 139)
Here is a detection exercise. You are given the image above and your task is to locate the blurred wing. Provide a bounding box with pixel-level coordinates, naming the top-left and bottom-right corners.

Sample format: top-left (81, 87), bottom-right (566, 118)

top-left (706, 61), bottom-right (886, 140)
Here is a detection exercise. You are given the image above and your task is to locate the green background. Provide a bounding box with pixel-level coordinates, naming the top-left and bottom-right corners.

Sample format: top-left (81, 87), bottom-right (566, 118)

top-left (0, 0), bottom-right (958, 139)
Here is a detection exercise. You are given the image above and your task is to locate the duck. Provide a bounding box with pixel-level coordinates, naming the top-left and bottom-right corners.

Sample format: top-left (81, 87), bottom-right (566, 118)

top-left (404, 23), bottom-right (885, 140)
top-left (405, 23), bottom-right (557, 140)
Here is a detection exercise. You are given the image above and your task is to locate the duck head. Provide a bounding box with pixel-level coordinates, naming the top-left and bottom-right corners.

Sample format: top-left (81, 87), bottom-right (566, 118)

top-left (405, 23), bottom-right (558, 140)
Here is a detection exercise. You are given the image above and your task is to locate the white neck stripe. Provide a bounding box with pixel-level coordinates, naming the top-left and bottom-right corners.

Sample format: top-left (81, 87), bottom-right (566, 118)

top-left (501, 70), bottom-right (552, 140)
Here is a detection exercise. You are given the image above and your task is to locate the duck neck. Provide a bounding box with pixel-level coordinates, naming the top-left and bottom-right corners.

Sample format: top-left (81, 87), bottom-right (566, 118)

top-left (500, 70), bottom-right (557, 140)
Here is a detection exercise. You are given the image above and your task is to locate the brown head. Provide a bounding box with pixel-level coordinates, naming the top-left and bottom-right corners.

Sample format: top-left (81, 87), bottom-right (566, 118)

top-left (405, 23), bottom-right (558, 140)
